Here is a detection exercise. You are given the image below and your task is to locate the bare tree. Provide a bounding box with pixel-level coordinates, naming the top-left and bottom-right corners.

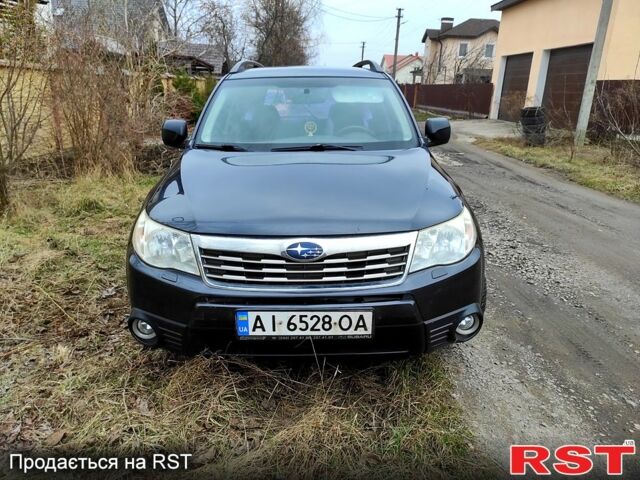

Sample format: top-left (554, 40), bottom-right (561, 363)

top-left (99, 0), bottom-right (169, 139)
top-left (593, 79), bottom-right (640, 161)
top-left (200, 0), bottom-right (247, 71)
top-left (0, 2), bottom-right (48, 211)
top-left (50, 21), bottom-right (129, 174)
top-left (422, 59), bottom-right (437, 85)
top-left (163, 0), bottom-right (204, 40)
top-left (48, 0), bottom-right (168, 175)
top-left (432, 42), bottom-right (493, 84)
top-left (243, 0), bottom-right (319, 66)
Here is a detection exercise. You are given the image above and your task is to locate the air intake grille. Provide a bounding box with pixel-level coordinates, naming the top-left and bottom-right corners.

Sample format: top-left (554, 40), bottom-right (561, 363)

top-left (199, 245), bottom-right (410, 286)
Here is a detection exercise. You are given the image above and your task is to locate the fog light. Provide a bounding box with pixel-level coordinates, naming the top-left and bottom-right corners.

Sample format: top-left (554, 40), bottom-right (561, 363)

top-left (130, 318), bottom-right (158, 345)
top-left (456, 314), bottom-right (480, 336)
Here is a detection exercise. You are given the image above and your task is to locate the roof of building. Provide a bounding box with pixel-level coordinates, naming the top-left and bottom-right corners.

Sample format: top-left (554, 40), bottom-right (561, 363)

top-left (0, 0), bottom-right (49, 9)
top-left (423, 28), bottom-right (441, 41)
top-left (49, 0), bottom-right (170, 55)
top-left (159, 41), bottom-right (223, 70)
top-left (0, 0), bottom-right (49, 4)
top-left (421, 18), bottom-right (500, 42)
top-left (380, 53), bottom-right (423, 71)
top-left (491, 0), bottom-right (527, 11)
top-left (50, 0), bottom-right (169, 29)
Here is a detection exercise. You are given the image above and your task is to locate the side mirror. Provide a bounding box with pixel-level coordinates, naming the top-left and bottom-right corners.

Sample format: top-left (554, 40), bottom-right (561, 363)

top-left (425, 117), bottom-right (451, 147)
top-left (162, 119), bottom-right (188, 148)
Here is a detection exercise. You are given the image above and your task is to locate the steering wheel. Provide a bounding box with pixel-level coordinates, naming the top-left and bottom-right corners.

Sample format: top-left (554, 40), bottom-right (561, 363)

top-left (336, 125), bottom-right (374, 137)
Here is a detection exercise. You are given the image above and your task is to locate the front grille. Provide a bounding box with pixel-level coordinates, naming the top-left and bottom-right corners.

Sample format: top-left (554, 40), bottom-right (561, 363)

top-left (199, 245), bottom-right (411, 286)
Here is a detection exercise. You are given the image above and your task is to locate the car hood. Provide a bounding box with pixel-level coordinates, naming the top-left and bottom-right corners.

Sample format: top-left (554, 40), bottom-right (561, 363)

top-left (146, 148), bottom-right (463, 236)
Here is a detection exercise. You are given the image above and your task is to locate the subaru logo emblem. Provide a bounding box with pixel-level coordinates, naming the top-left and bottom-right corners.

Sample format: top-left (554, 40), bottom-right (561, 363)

top-left (283, 242), bottom-right (324, 262)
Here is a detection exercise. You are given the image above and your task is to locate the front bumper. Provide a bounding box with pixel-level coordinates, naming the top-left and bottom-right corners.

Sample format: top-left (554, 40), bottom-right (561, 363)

top-left (126, 246), bottom-right (485, 357)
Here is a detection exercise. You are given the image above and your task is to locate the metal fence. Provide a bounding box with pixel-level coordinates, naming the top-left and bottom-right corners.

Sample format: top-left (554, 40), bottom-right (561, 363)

top-left (400, 83), bottom-right (494, 118)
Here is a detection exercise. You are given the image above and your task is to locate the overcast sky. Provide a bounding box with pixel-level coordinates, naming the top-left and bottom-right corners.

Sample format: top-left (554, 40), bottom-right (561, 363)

top-left (314, 0), bottom-right (501, 67)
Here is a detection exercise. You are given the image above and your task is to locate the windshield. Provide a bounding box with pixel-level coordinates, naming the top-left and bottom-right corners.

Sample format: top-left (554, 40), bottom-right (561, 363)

top-left (195, 77), bottom-right (419, 151)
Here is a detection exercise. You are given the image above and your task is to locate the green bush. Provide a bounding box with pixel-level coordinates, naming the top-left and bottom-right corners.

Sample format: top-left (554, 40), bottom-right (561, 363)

top-left (171, 71), bottom-right (217, 122)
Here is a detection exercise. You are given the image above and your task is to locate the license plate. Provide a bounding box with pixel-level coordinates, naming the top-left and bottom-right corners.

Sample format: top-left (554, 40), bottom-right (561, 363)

top-left (235, 310), bottom-right (373, 339)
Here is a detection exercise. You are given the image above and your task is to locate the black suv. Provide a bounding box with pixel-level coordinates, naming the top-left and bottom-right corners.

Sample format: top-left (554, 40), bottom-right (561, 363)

top-left (126, 60), bottom-right (485, 357)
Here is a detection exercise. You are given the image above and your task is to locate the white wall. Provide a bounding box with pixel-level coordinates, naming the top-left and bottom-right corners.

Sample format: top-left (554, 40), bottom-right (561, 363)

top-left (395, 60), bottom-right (424, 84)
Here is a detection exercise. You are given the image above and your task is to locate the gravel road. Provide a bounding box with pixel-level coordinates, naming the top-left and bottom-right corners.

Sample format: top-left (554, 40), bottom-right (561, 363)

top-left (432, 138), bottom-right (640, 477)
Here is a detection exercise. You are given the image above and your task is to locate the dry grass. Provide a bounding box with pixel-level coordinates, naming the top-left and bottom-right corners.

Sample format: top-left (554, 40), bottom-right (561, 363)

top-left (476, 137), bottom-right (640, 203)
top-left (412, 109), bottom-right (439, 123)
top-left (0, 175), bottom-right (489, 479)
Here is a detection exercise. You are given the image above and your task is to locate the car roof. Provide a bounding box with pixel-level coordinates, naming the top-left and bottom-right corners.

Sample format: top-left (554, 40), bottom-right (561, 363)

top-left (227, 66), bottom-right (388, 79)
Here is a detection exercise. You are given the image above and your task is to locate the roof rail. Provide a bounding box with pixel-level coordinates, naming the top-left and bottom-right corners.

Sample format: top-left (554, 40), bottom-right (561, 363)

top-left (229, 60), bottom-right (265, 74)
top-left (352, 60), bottom-right (383, 73)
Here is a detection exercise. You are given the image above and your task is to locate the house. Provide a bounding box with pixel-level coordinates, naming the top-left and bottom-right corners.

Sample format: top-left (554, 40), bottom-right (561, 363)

top-left (1, 0), bottom-right (49, 11)
top-left (159, 41), bottom-right (225, 75)
top-left (380, 53), bottom-right (423, 84)
top-left (1, 1), bottom-right (52, 42)
top-left (489, 0), bottom-right (640, 125)
top-left (0, 0), bottom-right (49, 20)
top-left (47, 0), bottom-right (170, 53)
top-left (421, 17), bottom-right (499, 84)
top-left (47, 1), bottom-right (222, 75)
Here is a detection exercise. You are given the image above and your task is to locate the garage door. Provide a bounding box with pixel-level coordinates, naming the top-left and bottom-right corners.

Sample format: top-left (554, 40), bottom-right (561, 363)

top-left (498, 53), bottom-right (533, 121)
top-left (542, 44), bottom-right (593, 128)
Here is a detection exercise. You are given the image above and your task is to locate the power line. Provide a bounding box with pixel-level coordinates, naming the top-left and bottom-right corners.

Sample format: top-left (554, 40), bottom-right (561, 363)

top-left (319, 41), bottom-right (363, 45)
top-left (368, 18), bottom-right (396, 45)
top-left (323, 4), bottom-right (394, 20)
top-left (320, 8), bottom-right (394, 23)
top-left (401, 22), bottom-right (428, 38)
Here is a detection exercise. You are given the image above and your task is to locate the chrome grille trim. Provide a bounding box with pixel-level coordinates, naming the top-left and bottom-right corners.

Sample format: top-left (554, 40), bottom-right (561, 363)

top-left (191, 232), bottom-right (417, 292)
top-left (199, 251), bottom-right (407, 265)
top-left (205, 271), bottom-right (404, 283)
top-left (202, 260), bottom-right (406, 274)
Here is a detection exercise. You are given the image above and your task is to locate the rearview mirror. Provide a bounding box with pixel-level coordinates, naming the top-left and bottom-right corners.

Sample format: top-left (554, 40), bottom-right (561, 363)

top-left (162, 119), bottom-right (188, 148)
top-left (425, 118), bottom-right (451, 147)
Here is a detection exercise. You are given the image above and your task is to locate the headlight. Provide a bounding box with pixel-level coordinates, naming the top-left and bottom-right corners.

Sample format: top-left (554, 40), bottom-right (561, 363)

top-left (409, 206), bottom-right (477, 273)
top-left (131, 210), bottom-right (199, 275)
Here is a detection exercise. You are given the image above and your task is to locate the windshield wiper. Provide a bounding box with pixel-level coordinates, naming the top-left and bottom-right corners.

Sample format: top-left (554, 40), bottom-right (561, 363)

top-left (271, 144), bottom-right (362, 152)
top-left (196, 143), bottom-right (249, 152)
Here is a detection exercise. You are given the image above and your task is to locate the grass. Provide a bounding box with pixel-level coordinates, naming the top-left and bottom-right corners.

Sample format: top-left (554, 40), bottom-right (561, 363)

top-left (0, 175), bottom-right (492, 479)
top-left (476, 137), bottom-right (640, 203)
top-left (412, 109), bottom-right (439, 123)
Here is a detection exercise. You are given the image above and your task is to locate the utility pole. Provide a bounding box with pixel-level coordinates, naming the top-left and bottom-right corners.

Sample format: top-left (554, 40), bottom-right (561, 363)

top-left (391, 7), bottom-right (403, 80)
top-left (575, 0), bottom-right (613, 147)
top-left (360, 41), bottom-right (366, 61)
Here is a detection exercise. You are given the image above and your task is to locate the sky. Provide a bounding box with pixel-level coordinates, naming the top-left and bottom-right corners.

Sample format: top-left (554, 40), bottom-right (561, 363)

top-left (314, 0), bottom-right (501, 67)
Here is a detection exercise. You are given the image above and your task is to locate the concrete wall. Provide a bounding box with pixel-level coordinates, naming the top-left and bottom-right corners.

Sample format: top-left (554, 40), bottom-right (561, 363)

top-left (490, 0), bottom-right (640, 119)
top-left (600, 0), bottom-right (640, 80)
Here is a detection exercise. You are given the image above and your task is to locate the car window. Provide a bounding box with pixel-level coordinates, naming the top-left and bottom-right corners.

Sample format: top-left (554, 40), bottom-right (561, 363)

top-left (196, 77), bottom-right (419, 151)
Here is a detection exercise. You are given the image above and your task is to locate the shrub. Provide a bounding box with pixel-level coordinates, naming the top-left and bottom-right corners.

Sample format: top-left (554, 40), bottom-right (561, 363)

top-left (47, 5), bottom-right (169, 177)
top-left (170, 71), bottom-right (216, 122)
top-left (0, 3), bottom-right (48, 212)
top-left (591, 80), bottom-right (640, 165)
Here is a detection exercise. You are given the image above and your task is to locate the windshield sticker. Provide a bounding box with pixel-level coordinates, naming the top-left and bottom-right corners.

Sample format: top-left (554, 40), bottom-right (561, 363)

top-left (304, 121), bottom-right (318, 137)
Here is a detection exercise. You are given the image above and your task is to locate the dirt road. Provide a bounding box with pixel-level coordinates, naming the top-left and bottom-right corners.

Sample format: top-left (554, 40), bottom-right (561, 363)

top-left (433, 138), bottom-right (640, 477)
